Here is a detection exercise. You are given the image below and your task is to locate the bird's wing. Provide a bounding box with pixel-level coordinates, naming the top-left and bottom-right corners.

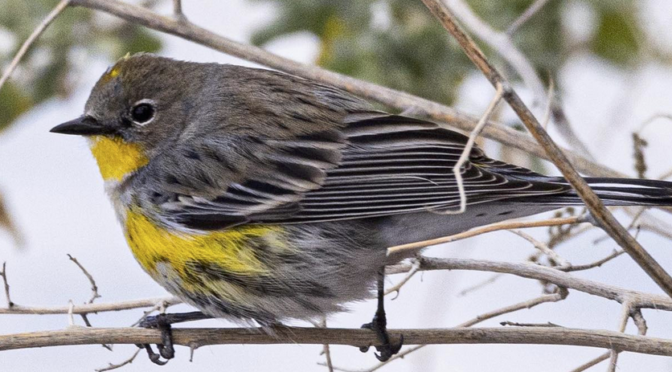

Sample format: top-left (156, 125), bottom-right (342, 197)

top-left (141, 114), bottom-right (569, 230)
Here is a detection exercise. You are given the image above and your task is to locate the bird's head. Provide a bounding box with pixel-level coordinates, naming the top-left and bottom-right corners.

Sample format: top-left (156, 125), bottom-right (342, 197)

top-left (51, 53), bottom-right (208, 181)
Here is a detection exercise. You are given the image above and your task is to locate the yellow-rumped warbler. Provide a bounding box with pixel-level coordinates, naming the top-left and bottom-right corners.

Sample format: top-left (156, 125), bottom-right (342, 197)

top-left (51, 53), bottom-right (672, 363)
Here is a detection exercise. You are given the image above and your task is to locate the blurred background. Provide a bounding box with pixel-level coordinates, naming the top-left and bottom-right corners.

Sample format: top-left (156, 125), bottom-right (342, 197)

top-left (2, 0), bottom-right (672, 371)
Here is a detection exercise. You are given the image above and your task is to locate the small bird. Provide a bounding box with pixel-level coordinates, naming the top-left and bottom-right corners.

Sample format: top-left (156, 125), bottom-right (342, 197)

top-left (52, 53), bottom-right (672, 363)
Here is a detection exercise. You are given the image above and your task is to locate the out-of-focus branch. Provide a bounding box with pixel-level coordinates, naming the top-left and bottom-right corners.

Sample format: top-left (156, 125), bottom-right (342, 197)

top-left (419, 0), bottom-right (672, 298)
top-left (2, 326), bottom-right (672, 356)
top-left (0, 0), bottom-right (71, 93)
top-left (442, 0), bottom-right (594, 160)
top-left (0, 262), bottom-right (13, 308)
top-left (506, 0), bottom-right (550, 35)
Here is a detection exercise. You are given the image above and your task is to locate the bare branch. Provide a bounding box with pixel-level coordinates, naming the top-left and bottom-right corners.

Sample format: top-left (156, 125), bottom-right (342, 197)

top-left (96, 348), bottom-right (141, 372)
top-left (387, 216), bottom-right (583, 256)
top-left (458, 274), bottom-right (503, 296)
top-left (632, 309), bottom-right (648, 336)
top-left (0, 262), bottom-right (13, 308)
top-left (509, 230), bottom-right (570, 267)
top-left (442, 0), bottom-right (594, 159)
top-left (67, 254), bottom-right (101, 304)
top-left (506, 0), bottom-right (551, 35)
top-left (570, 352), bottom-right (611, 372)
top-left (384, 258), bottom-right (421, 299)
top-left (388, 257), bottom-right (672, 310)
top-left (561, 250), bottom-right (625, 272)
top-left (500, 321), bottom-right (561, 327)
top-left (420, 0), bottom-right (672, 298)
top-left (0, 0), bottom-right (71, 93)
top-left (440, 82), bottom-right (503, 214)
top-left (316, 318), bottom-right (335, 372)
top-left (350, 288), bottom-right (570, 372)
top-left (0, 296), bottom-right (179, 315)
top-left (2, 326), bottom-right (672, 356)
top-left (460, 289), bottom-right (567, 328)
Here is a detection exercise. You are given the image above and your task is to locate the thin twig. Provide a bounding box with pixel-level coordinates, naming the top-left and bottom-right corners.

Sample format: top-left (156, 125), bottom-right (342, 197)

top-left (459, 274), bottom-right (503, 296)
top-left (317, 318), bottom-right (335, 372)
top-left (542, 78), bottom-right (555, 130)
top-left (387, 216), bottom-right (582, 256)
top-left (95, 348), bottom-right (141, 372)
top-left (500, 321), bottom-right (561, 327)
top-left (561, 251), bottom-right (625, 272)
top-left (593, 207), bottom-right (645, 245)
top-left (384, 258), bottom-right (421, 300)
top-left (506, 0), bottom-right (551, 35)
top-left (440, 82), bottom-right (503, 214)
top-left (509, 230), bottom-right (570, 267)
top-left (606, 351), bottom-right (618, 372)
top-left (387, 257), bottom-right (672, 311)
top-left (0, 296), bottom-right (179, 315)
top-left (461, 289), bottom-right (568, 327)
top-left (0, 262), bottom-right (13, 308)
top-left (442, 0), bottom-right (594, 159)
top-left (67, 254), bottom-right (101, 304)
top-left (420, 0), bottom-right (672, 298)
top-left (130, 298), bottom-right (175, 327)
top-left (636, 113), bottom-right (672, 133)
top-left (570, 352), bottom-right (611, 372)
top-left (0, 0), bottom-right (71, 93)
top-left (631, 309), bottom-right (648, 336)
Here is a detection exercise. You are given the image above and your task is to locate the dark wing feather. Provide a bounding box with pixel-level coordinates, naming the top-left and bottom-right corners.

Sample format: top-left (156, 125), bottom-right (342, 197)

top-left (143, 114), bottom-right (568, 230)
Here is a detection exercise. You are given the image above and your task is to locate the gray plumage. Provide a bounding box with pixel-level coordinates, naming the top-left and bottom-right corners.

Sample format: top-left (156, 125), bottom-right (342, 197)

top-left (54, 53), bottom-right (672, 326)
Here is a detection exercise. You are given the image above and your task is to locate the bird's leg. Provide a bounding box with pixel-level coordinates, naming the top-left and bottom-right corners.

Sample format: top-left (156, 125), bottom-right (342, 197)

top-left (359, 267), bottom-right (404, 361)
top-left (138, 311), bottom-right (213, 365)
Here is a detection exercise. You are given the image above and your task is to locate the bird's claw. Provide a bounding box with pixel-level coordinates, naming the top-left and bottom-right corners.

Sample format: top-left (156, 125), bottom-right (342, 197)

top-left (359, 315), bottom-right (404, 362)
top-left (139, 313), bottom-right (175, 365)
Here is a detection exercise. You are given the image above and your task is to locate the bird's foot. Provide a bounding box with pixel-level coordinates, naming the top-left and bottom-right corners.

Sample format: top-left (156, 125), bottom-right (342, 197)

top-left (359, 312), bottom-right (403, 362)
top-left (138, 313), bottom-right (174, 365)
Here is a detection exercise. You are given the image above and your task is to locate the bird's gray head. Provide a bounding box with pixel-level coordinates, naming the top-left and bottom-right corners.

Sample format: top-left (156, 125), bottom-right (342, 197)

top-left (50, 53), bottom-right (210, 155)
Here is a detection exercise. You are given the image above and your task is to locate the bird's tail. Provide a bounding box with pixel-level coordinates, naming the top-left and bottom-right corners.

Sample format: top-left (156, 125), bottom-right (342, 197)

top-left (518, 177), bottom-right (672, 207)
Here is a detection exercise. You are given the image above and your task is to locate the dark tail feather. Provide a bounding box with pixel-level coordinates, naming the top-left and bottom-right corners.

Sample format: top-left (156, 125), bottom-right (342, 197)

top-left (518, 177), bottom-right (672, 207)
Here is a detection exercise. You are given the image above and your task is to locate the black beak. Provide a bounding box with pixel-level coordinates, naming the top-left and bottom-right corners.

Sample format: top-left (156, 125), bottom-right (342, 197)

top-left (50, 116), bottom-right (115, 136)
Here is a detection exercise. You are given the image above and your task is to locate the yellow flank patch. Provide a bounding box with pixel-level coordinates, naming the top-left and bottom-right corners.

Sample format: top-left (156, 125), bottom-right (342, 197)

top-left (89, 136), bottom-right (149, 181)
top-left (124, 210), bottom-right (277, 287)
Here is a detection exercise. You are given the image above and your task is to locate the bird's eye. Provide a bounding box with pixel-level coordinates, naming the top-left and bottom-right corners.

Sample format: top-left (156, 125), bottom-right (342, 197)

top-left (130, 102), bottom-right (155, 125)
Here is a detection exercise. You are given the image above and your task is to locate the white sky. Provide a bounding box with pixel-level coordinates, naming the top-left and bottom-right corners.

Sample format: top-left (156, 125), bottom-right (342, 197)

top-left (2, 1), bottom-right (672, 371)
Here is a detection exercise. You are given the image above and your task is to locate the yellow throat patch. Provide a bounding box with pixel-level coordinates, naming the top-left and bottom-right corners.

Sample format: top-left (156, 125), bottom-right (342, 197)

top-left (89, 136), bottom-right (148, 181)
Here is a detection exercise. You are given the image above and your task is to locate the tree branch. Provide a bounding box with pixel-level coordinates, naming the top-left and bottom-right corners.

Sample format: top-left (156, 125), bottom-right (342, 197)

top-left (0, 297), bottom-right (179, 315)
top-left (0, 0), bottom-right (71, 93)
top-left (2, 326), bottom-right (672, 357)
top-left (388, 257), bottom-right (672, 310)
top-left (387, 216), bottom-right (582, 256)
top-left (419, 0), bottom-right (672, 298)
top-left (443, 0), bottom-right (594, 160)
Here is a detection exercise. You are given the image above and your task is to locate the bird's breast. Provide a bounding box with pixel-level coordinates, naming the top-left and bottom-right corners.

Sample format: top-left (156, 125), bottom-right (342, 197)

top-left (122, 209), bottom-right (284, 292)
